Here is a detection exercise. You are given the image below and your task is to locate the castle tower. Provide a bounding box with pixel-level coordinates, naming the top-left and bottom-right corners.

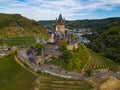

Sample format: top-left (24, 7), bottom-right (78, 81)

top-left (56, 14), bottom-right (65, 34)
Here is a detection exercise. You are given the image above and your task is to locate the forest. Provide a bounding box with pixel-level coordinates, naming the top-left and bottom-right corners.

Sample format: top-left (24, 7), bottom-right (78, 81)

top-left (89, 26), bottom-right (120, 63)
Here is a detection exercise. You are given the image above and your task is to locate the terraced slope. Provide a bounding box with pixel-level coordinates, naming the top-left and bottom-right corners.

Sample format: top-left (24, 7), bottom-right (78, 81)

top-left (0, 36), bottom-right (35, 46)
top-left (0, 54), bottom-right (36, 90)
top-left (82, 50), bottom-right (120, 73)
top-left (39, 73), bottom-right (93, 90)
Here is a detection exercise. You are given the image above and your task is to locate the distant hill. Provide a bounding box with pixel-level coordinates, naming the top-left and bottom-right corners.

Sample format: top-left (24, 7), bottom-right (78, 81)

top-left (39, 20), bottom-right (55, 30)
top-left (67, 17), bottom-right (120, 30)
top-left (0, 13), bottom-right (49, 39)
top-left (89, 26), bottom-right (120, 63)
top-left (39, 17), bottom-right (120, 31)
top-left (39, 20), bottom-right (71, 30)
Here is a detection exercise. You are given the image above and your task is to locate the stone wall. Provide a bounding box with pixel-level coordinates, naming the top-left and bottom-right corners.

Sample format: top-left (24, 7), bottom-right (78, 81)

top-left (56, 25), bottom-right (65, 33)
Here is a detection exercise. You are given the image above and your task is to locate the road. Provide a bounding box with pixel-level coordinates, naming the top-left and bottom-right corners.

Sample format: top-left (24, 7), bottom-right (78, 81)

top-left (18, 49), bottom-right (120, 79)
top-left (18, 49), bottom-right (86, 79)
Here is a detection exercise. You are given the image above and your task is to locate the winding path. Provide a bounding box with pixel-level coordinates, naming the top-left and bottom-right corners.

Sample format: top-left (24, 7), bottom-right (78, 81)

top-left (17, 49), bottom-right (85, 79)
top-left (14, 55), bottom-right (38, 76)
top-left (17, 49), bottom-right (120, 80)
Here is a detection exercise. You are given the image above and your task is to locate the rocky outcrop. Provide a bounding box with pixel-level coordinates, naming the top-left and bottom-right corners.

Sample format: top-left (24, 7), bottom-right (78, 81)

top-left (88, 75), bottom-right (120, 90)
top-left (99, 76), bottom-right (120, 90)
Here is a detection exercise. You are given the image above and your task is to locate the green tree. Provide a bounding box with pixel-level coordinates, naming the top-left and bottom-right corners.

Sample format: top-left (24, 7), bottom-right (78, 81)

top-left (59, 40), bottom-right (67, 51)
top-left (49, 43), bottom-right (90, 72)
top-left (89, 26), bottom-right (120, 63)
top-left (34, 42), bottom-right (43, 55)
top-left (70, 35), bottom-right (76, 40)
top-left (86, 69), bottom-right (93, 76)
top-left (66, 44), bottom-right (90, 72)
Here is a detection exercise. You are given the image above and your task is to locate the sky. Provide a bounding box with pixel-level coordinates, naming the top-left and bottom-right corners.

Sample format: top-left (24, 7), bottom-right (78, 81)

top-left (0, 0), bottom-right (120, 20)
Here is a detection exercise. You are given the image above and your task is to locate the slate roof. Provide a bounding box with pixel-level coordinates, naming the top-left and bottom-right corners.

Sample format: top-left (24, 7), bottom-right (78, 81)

top-left (56, 14), bottom-right (65, 25)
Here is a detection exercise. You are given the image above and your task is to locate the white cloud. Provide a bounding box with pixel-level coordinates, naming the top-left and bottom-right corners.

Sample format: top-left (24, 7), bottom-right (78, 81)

top-left (0, 0), bottom-right (120, 20)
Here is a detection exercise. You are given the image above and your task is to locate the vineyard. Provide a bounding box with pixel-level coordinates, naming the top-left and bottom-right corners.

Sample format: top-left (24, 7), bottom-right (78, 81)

top-left (39, 73), bottom-right (93, 90)
top-left (82, 50), bottom-right (120, 73)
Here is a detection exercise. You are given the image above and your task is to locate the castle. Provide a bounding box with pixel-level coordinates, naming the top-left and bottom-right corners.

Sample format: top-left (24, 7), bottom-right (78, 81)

top-left (56, 14), bottom-right (65, 34)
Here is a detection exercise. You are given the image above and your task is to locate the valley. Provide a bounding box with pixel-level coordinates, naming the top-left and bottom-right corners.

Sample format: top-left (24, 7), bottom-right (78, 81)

top-left (0, 13), bottom-right (120, 90)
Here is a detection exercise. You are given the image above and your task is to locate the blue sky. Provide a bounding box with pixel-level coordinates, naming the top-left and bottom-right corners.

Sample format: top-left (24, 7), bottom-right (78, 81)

top-left (0, 0), bottom-right (120, 20)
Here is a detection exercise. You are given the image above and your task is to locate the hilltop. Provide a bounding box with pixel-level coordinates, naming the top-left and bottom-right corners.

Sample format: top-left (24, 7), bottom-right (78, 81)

top-left (0, 13), bottom-right (49, 39)
top-left (39, 17), bottom-right (120, 64)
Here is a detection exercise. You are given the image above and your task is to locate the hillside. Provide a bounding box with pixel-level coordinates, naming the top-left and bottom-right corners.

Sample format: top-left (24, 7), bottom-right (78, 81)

top-left (48, 43), bottom-right (120, 73)
top-left (67, 17), bottom-right (120, 30)
top-left (39, 73), bottom-right (93, 90)
top-left (89, 26), bottom-right (120, 63)
top-left (0, 53), bottom-right (93, 90)
top-left (39, 20), bottom-right (55, 30)
top-left (0, 37), bottom-right (35, 46)
top-left (0, 53), bottom-right (36, 90)
top-left (0, 13), bottom-right (49, 39)
top-left (39, 17), bottom-right (120, 30)
top-left (82, 50), bottom-right (120, 73)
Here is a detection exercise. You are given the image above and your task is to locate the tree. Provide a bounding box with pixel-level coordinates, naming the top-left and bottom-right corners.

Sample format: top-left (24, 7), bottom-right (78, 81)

top-left (89, 26), bottom-right (120, 63)
top-left (86, 69), bottom-right (93, 76)
top-left (59, 40), bottom-right (67, 51)
top-left (70, 35), bottom-right (76, 40)
top-left (66, 44), bottom-right (90, 72)
top-left (34, 42), bottom-right (43, 55)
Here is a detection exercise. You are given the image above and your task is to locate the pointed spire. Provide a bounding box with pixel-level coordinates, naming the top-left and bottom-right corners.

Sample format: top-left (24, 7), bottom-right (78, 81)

top-left (58, 14), bottom-right (62, 21)
top-left (56, 13), bottom-right (65, 25)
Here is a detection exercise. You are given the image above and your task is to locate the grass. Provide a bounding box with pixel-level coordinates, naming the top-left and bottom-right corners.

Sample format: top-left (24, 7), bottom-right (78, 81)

top-left (48, 57), bottom-right (62, 66)
top-left (83, 50), bottom-right (120, 72)
top-left (39, 73), bottom-right (93, 90)
top-left (0, 54), bottom-right (36, 90)
top-left (0, 36), bottom-right (35, 46)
